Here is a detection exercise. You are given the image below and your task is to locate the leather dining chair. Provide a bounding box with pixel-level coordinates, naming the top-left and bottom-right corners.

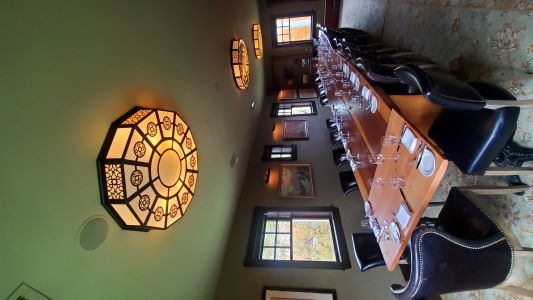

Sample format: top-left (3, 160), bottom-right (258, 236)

top-left (330, 130), bottom-right (343, 146)
top-left (332, 148), bottom-right (349, 167)
top-left (394, 64), bottom-right (533, 182)
top-left (353, 57), bottom-right (436, 95)
top-left (352, 233), bottom-right (386, 272)
top-left (339, 170), bottom-right (359, 194)
top-left (390, 186), bottom-right (532, 299)
top-left (354, 57), bottom-right (438, 86)
top-left (326, 118), bottom-right (338, 131)
top-left (394, 64), bottom-right (533, 110)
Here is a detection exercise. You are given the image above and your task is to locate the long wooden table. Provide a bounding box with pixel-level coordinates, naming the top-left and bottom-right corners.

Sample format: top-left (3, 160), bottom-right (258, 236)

top-left (317, 31), bottom-right (448, 271)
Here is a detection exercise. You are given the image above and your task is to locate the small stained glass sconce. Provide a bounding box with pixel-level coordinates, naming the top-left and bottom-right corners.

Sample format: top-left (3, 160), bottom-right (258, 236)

top-left (230, 38), bottom-right (250, 90)
top-left (97, 107), bottom-right (198, 231)
top-left (252, 24), bottom-right (263, 59)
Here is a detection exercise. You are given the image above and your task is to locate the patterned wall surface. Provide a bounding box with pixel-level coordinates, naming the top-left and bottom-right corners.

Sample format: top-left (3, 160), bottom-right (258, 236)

top-left (340, 0), bottom-right (533, 299)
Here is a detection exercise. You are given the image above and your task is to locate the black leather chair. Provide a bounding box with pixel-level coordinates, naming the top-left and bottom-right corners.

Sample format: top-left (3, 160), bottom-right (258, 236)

top-left (394, 64), bottom-right (532, 177)
top-left (390, 187), bottom-right (513, 299)
top-left (352, 233), bottom-right (386, 272)
top-left (332, 148), bottom-right (349, 167)
top-left (339, 170), bottom-right (359, 194)
top-left (330, 130), bottom-right (342, 146)
top-left (394, 64), bottom-right (533, 110)
top-left (320, 94), bottom-right (329, 106)
top-left (326, 118), bottom-right (338, 131)
top-left (429, 102), bottom-right (520, 175)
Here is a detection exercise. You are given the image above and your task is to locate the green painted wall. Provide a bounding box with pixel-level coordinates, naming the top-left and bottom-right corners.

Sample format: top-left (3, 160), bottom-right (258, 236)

top-left (0, 1), bottom-right (264, 299)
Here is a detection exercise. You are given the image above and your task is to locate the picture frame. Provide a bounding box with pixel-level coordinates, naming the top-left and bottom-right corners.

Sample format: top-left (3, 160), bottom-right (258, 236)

top-left (279, 163), bottom-right (315, 198)
top-left (263, 287), bottom-right (337, 300)
top-left (277, 89), bottom-right (298, 100)
top-left (7, 283), bottom-right (51, 300)
top-left (298, 88), bottom-right (317, 99)
top-left (283, 120), bottom-right (309, 141)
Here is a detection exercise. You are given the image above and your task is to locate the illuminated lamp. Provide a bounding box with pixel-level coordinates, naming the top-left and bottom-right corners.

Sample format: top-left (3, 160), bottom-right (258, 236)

top-left (252, 24), bottom-right (263, 59)
top-left (97, 107), bottom-right (198, 231)
top-left (230, 38), bottom-right (250, 90)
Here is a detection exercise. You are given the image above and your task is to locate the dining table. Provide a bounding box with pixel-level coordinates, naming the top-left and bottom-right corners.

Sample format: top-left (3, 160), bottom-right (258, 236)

top-left (316, 30), bottom-right (449, 271)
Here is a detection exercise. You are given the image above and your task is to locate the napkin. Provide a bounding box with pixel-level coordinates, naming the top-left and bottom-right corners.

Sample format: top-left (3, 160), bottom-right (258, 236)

top-left (396, 202), bottom-right (411, 230)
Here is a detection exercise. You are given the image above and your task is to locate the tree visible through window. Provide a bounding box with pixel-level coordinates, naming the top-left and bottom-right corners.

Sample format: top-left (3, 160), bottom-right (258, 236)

top-left (245, 207), bottom-right (351, 269)
top-left (275, 15), bottom-right (313, 45)
top-left (271, 101), bottom-right (317, 117)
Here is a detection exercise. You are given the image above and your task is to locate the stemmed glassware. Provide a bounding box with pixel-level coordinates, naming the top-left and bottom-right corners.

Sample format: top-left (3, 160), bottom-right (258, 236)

top-left (368, 177), bottom-right (405, 188)
top-left (381, 135), bottom-right (400, 147)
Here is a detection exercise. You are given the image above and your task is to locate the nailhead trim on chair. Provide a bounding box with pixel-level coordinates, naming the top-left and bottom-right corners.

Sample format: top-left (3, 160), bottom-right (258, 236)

top-left (410, 231), bottom-right (508, 298)
top-left (394, 192), bottom-right (517, 298)
top-left (466, 196), bottom-right (515, 282)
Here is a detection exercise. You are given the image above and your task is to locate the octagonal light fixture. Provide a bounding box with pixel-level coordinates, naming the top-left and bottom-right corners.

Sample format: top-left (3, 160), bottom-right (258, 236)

top-left (230, 38), bottom-right (250, 90)
top-left (97, 107), bottom-right (198, 231)
top-left (252, 24), bottom-right (263, 59)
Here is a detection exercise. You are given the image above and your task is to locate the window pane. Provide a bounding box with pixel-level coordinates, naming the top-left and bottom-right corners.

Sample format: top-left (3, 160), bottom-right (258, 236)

top-left (276, 234), bottom-right (291, 247)
top-left (264, 233), bottom-right (276, 247)
top-left (262, 247), bottom-right (274, 260)
top-left (292, 219), bottom-right (336, 262)
top-left (289, 16), bottom-right (312, 42)
top-left (282, 18), bottom-right (289, 26)
top-left (292, 106), bottom-right (312, 115)
top-left (277, 221), bottom-right (290, 233)
top-left (265, 220), bottom-right (276, 232)
top-left (275, 248), bottom-right (290, 260)
top-left (276, 19), bottom-right (282, 27)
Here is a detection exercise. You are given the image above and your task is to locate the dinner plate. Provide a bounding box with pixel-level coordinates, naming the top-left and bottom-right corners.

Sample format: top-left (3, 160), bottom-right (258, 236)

top-left (390, 221), bottom-right (401, 243)
top-left (361, 86), bottom-right (369, 100)
top-left (370, 95), bottom-right (378, 113)
top-left (419, 148), bottom-right (436, 177)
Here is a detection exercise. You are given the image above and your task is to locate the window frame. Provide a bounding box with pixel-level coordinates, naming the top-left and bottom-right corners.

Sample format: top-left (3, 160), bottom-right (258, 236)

top-left (244, 206), bottom-right (351, 270)
top-left (271, 11), bottom-right (316, 48)
top-left (270, 101), bottom-right (318, 117)
top-left (262, 145), bottom-right (298, 161)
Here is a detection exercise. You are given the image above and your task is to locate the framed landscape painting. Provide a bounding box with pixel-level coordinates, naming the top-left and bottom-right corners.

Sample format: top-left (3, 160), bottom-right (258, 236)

top-left (263, 287), bottom-right (337, 300)
top-left (279, 164), bottom-right (315, 198)
top-left (283, 120), bottom-right (309, 141)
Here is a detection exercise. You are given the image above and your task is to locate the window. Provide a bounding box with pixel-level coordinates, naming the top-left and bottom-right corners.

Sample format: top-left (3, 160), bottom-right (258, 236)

top-left (245, 207), bottom-right (351, 269)
top-left (271, 101), bottom-right (317, 117)
top-left (273, 12), bottom-right (314, 46)
top-left (263, 145), bottom-right (297, 161)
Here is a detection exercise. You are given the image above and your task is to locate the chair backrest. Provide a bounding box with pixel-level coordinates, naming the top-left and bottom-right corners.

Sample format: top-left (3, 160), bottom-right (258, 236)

top-left (354, 57), bottom-right (399, 84)
top-left (352, 233), bottom-right (385, 272)
top-left (390, 188), bottom-right (513, 299)
top-left (394, 64), bottom-right (486, 110)
top-left (428, 105), bottom-right (519, 174)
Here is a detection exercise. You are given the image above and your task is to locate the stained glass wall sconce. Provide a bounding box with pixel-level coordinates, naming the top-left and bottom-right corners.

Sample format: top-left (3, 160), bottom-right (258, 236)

top-left (230, 38), bottom-right (250, 90)
top-left (97, 107), bottom-right (198, 231)
top-left (252, 24), bottom-right (263, 59)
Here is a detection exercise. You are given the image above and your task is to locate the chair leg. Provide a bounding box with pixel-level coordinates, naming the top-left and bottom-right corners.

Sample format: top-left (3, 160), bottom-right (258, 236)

top-left (459, 185), bottom-right (531, 195)
top-left (498, 286), bottom-right (533, 298)
top-left (483, 166), bottom-right (533, 176)
top-left (485, 99), bottom-right (533, 109)
top-left (493, 141), bottom-right (533, 195)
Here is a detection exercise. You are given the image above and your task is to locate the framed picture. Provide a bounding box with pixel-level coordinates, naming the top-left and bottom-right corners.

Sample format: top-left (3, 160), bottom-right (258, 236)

top-left (7, 283), bottom-right (51, 300)
top-left (279, 163), bottom-right (315, 198)
top-left (298, 88), bottom-right (317, 99)
top-left (263, 287), bottom-right (337, 300)
top-left (277, 89), bottom-right (298, 100)
top-left (283, 120), bottom-right (309, 141)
